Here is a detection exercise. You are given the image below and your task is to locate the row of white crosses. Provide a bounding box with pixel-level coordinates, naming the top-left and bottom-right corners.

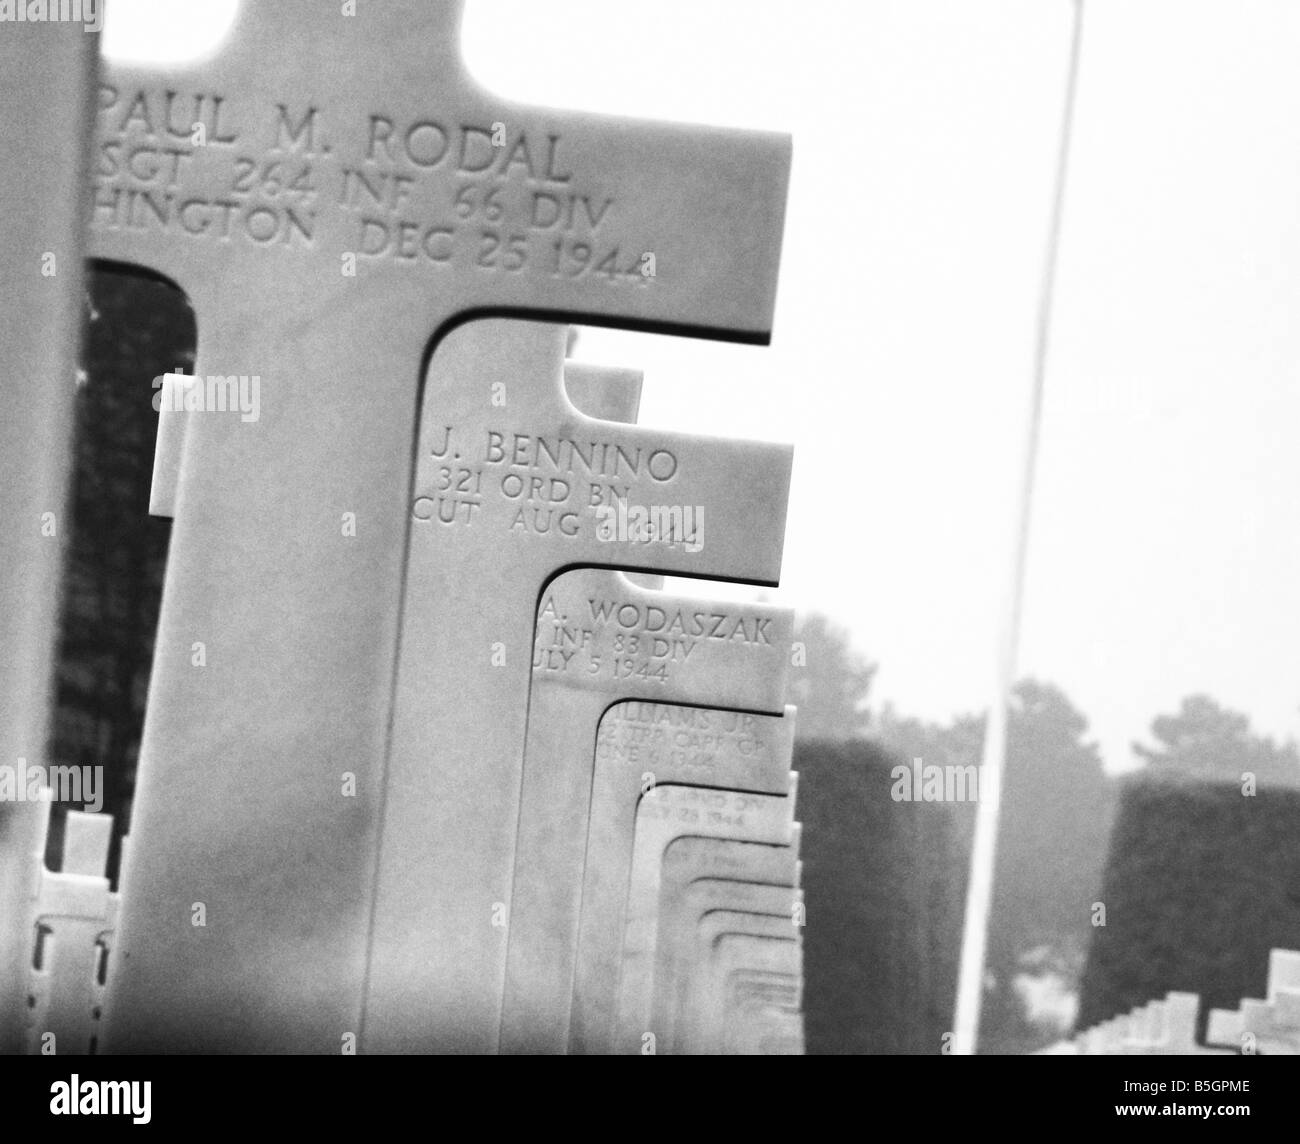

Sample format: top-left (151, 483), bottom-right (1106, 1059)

top-left (1067, 950), bottom-right (1300, 1055)
top-left (18, 802), bottom-right (120, 1057)
top-left (498, 357), bottom-right (804, 1054)
top-left (6, 356), bottom-right (806, 1057)
top-left (1, 4), bottom-right (802, 1053)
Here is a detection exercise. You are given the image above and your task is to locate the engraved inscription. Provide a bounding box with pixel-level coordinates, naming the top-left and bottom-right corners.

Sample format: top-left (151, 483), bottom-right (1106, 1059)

top-left (93, 88), bottom-right (319, 249)
top-left (531, 588), bottom-right (775, 686)
top-left (595, 702), bottom-right (775, 781)
top-left (638, 787), bottom-right (768, 830)
top-left (413, 426), bottom-right (680, 537)
top-left (90, 86), bottom-right (658, 282)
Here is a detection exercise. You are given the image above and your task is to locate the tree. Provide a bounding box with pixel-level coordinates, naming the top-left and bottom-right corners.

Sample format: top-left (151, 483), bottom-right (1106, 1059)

top-left (1132, 694), bottom-right (1300, 788)
top-left (1075, 698), bottom-right (1300, 1031)
top-left (980, 680), bottom-right (1115, 1052)
top-left (787, 612), bottom-right (876, 739)
top-left (878, 680), bottom-right (1115, 1053)
top-left (1076, 779), bottom-right (1300, 1033)
top-left (874, 704), bottom-right (984, 781)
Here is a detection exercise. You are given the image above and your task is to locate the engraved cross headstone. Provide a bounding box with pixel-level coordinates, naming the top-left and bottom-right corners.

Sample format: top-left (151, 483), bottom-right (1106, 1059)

top-left (1205, 1007), bottom-right (1245, 1051)
top-left (1152, 992), bottom-right (1230, 1056)
top-left (1266, 948), bottom-right (1300, 1051)
top-left (25, 809), bottom-right (121, 1056)
top-left (1121, 1002), bottom-right (1161, 1053)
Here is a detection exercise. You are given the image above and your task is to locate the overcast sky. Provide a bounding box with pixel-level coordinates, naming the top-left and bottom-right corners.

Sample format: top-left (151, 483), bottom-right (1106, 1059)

top-left (106, 1), bottom-right (1300, 774)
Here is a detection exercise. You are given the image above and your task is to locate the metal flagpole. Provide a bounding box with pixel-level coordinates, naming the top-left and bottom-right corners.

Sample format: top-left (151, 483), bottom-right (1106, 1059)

top-left (951, 0), bottom-right (1086, 1056)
